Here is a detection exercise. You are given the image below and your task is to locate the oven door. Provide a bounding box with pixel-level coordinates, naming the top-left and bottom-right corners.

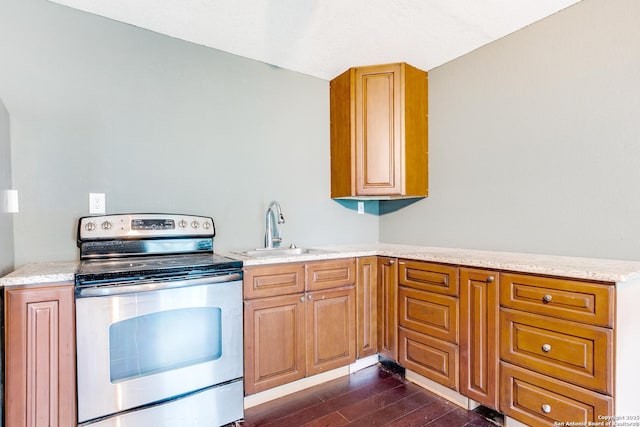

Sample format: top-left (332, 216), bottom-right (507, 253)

top-left (75, 277), bottom-right (243, 424)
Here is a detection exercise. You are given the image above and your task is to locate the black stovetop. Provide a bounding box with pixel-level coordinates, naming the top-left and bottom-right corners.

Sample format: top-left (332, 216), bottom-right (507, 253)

top-left (75, 253), bottom-right (242, 286)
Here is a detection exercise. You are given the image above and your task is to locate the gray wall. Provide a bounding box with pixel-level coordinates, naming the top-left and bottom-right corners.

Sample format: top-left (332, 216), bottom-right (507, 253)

top-left (0, 97), bottom-right (14, 277)
top-left (0, 0), bottom-right (377, 266)
top-left (380, 0), bottom-right (640, 261)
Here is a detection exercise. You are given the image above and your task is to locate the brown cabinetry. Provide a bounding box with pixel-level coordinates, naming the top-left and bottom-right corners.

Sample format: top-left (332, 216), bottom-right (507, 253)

top-left (356, 256), bottom-right (378, 358)
top-left (330, 63), bottom-right (428, 199)
top-left (244, 259), bottom-right (356, 395)
top-left (498, 274), bottom-right (615, 427)
top-left (460, 268), bottom-right (499, 410)
top-left (398, 260), bottom-right (460, 390)
top-left (4, 283), bottom-right (76, 427)
top-left (377, 257), bottom-right (398, 361)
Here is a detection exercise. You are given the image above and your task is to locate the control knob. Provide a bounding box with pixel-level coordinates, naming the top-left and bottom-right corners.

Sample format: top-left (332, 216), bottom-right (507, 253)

top-left (85, 221), bottom-right (96, 231)
top-left (203, 221), bottom-right (211, 230)
top-left (101, 221), bottom-right (112, 230)
top-left (191, 220), bottom-right (199, 229)
top-left (178, 219), bottom-right (187, 228)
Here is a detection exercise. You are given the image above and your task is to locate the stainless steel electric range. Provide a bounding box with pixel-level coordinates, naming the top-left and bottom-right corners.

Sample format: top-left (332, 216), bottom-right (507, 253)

top-left (75, 213), bottom-right (243, 427)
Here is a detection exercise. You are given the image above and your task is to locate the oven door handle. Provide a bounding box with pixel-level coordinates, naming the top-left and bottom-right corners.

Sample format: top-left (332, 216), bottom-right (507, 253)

top-left (77, 273), bottom-right (242, 297)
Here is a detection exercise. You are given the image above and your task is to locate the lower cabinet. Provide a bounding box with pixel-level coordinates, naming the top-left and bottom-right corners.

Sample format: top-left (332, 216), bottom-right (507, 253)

top-left (243, 259), bottom-right (356, 395)
top-left (244, 255), bottom-right (617, 427)
top-left (356, 256), bottom-right (378, 359)
top-left (397, 260), bottom-right (459, 390)
top-left (459, 268), bottom-right (499, 410)
top-left (498, 273), bottom-right (615, 427)
top-left (4, 283), bottom-right (76, 427)
top-left (377, 257), bottom-right (398, 361)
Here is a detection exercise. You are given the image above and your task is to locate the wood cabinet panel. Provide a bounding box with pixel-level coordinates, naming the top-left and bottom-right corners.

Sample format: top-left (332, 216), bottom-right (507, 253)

top-left (244, 294), bottom-right (306, 395)
top-left (398, 327), bottom-right (458, 390)
top-left (500, 308), bottom-right (613, 394)
top-left (398, 286), bottom-right (458, 344)
top-left (306, 258), bottom-right (356, 291)
top-left (355, 64), bottom-right (401, 195)
top-left (460, 268), bottom-right (499, 410)
top-left (500, 273), bottom-right (614, 327)
top-left (5, 284), bottom-right (76, 427)
top-left (330, 62), bottom-right (428, 199)
top-left (500, 362), bottom-right (613, 427)
top-left (398, 260), bottom-right (458, 296)
top-left (244, 263), bottom-right (306, 299)
top-left (377, 257), bottom-right (398, 361)
top-left (306, 286), bottom-right (356, 376)
top-left (356, 256), bottom-right (378, 358)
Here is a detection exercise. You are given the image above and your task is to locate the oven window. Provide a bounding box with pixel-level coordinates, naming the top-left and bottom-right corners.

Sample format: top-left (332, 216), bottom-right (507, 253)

top-left (109, 307), bottom-right (222, 383)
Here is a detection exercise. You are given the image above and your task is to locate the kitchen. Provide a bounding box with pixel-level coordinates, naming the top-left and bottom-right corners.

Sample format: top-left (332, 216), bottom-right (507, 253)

top-left (1, 0), bottom-right (640, 425)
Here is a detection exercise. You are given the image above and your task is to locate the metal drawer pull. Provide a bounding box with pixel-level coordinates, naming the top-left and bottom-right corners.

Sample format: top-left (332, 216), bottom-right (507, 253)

top-left (308, 294), bottom-right (313, 300)
top-left (541, 404), bottom-right (552, 414)
top-left (300, 296), bottom-right (305, 302)
top-left (543, 294), bottom-right (553, 303)
top-left (542, 344), bottom-right (552, 353)
top-left (487, 276), bottom-right (495, 283)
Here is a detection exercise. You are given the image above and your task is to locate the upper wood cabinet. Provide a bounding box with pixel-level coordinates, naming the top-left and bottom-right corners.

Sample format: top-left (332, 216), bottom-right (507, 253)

top-left (330, 62), bottom-right (428, 199)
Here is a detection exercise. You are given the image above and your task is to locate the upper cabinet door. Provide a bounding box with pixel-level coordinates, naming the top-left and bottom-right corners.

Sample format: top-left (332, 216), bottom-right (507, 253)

top-left (330, 62), bottom-right (428, 200)
top-left (355, 64), bottom-right (402, 196)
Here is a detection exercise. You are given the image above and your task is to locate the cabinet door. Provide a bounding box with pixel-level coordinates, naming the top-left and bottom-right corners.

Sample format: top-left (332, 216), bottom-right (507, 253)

top-left (5, 284), bottom-right (76, 427)
top-left (354, 64), bottom-right (402, 196)
top-left (356, 257), bottom-right (378, 358)
top-left (377, 257), bottom-right (398, 361)
top-left (460, 268), bottom-right (499, 410)
top-left (244, 294), bottom-right (306, 395)
top-left (306, 286), bottom-right (356, 376)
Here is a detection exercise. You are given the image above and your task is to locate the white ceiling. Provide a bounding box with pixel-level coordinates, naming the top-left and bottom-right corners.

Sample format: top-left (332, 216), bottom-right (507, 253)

top-left (48, 0), bottom-right (581, 80)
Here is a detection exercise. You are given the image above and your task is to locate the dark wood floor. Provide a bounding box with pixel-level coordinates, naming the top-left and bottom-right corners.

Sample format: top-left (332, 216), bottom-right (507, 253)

top-left (237, 365), bottom-right (499, 427)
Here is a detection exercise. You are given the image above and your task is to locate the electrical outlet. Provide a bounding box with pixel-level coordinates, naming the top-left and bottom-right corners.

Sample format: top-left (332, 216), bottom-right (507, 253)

top-left (357, 201), bottom-right (364, 215)
top-left (89, 193), bottom-right (106, 214)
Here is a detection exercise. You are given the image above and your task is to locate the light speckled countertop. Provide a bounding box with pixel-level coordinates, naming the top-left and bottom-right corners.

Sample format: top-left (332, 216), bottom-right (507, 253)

top-left (225, 243), bottom-right (640, 283)
top-left (0, 261), bottom-right (79, 287)
top-left (4, 243), bottom-right (640, 288)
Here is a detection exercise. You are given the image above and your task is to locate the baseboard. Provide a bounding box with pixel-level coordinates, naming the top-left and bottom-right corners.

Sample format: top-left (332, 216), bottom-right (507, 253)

top-left (404, 369), bottom-right (470, 409)
top-left (244, 357), bottom-right (378, 409)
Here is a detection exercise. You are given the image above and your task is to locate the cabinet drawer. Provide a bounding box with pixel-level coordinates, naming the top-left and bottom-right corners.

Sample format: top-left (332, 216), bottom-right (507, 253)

top-left (244, 264), bottom-right (305, 299)
top-left (398, 260), bottom-right (458, 296)
top-left (500, 273), bottom-right (614, 327)
top-left (398, 327), bottom-right (458, 390)
top-left (500, 309), bottom-right (613, 394)
top-left (500, 362), bottom-right (613, 427)
top-left (398, 287), bottom-right (458, 344)
top-left (306, 258), bottom-right (356, 291)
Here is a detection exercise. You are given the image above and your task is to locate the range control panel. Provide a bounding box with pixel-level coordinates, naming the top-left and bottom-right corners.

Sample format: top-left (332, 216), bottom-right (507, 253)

top-left (78, 214), bottom-right (215, 241)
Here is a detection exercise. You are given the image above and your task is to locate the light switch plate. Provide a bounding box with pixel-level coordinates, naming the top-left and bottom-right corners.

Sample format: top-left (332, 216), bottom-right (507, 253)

top-left (89, 193), bottom-right (106, 214)
top-left (357, 201), bottom-right (364, 214)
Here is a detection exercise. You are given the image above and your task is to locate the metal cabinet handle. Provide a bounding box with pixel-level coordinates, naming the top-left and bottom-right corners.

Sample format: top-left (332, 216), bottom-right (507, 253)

top-left (487, 276), bottom-right (495, 283)
top-left (541, 404), bottom-right (552, 414)
top-left (300, 296), bottom-right (305, 302)
top-left (307, 294), bottom-right (313, 300)
top-left (389, 260), bottom-right (395, 265)
top-left (542, 344), bottom-right (552, 353)
top-left (543, 294), bottom-right (553, 303)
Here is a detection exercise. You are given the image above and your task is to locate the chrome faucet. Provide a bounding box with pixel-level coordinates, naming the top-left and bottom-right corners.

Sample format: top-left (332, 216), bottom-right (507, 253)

top-left (264, 201), bottom-right (285, 249)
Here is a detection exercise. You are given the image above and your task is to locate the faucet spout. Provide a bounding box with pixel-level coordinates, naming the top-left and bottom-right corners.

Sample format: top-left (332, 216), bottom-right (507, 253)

top-left (265, 201), bottom-right (285, 249)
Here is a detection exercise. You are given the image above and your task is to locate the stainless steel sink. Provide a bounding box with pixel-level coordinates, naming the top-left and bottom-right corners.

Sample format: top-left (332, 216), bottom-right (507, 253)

top-left (238, 247), bottom-right (328, 258)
